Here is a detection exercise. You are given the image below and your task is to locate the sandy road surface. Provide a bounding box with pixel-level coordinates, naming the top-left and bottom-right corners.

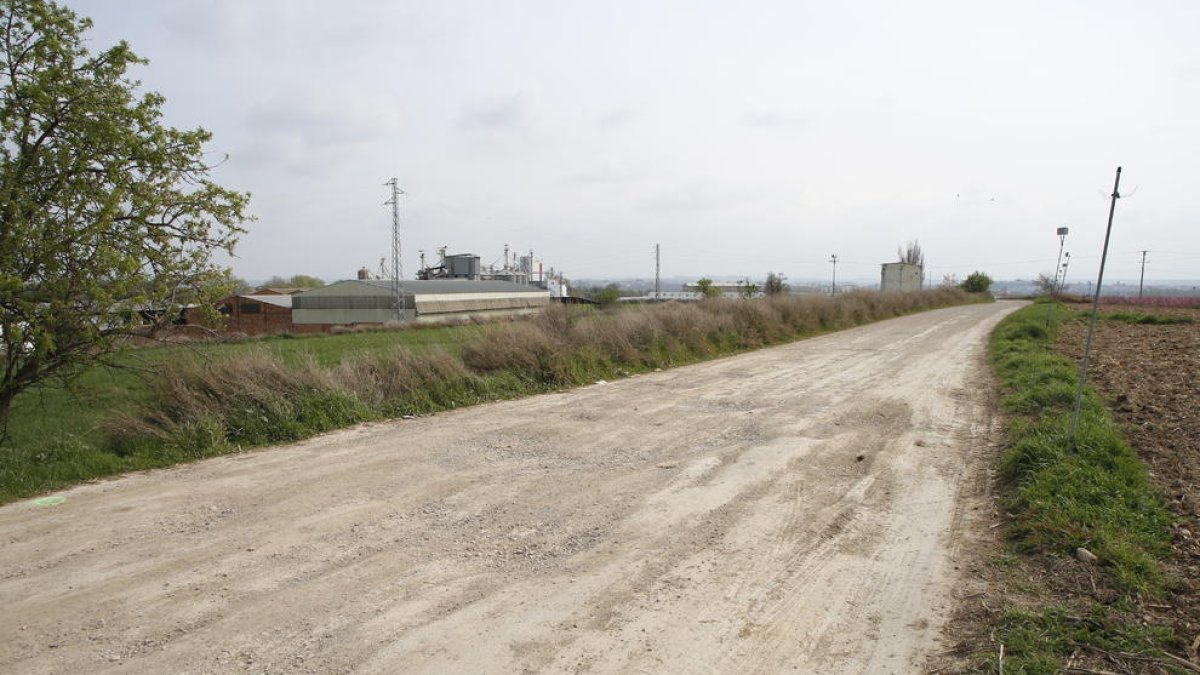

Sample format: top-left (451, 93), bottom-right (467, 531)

top-left (0, 301), bottom-right (1022, 674)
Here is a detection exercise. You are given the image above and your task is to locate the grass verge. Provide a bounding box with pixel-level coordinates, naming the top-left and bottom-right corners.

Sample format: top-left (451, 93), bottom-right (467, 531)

top-left (983, 303), bottom-right (1181, 672)
top-left (3, 289), bottom-right (980, 503)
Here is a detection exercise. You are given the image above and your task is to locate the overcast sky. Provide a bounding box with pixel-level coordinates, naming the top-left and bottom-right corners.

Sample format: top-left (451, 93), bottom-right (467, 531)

top-left (63, 0), bottom-right (1200, 285)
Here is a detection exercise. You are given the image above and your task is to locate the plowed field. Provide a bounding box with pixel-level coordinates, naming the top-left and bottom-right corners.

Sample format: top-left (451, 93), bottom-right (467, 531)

top-left (1057, 304), bottom-right (1200, 644)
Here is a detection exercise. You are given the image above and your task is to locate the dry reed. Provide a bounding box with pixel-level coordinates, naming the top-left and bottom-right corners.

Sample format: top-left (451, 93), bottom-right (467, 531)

top-left (110, 289), bottom-right (978, 457)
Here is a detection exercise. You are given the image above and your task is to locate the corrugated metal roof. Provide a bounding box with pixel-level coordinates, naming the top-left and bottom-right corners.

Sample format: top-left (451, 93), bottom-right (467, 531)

top-left (254, 287), bottom-right (310, 295)
top-left (301, 279), bottom-right (547, 296)
top-left (239, 294), bottom-right (293, 308)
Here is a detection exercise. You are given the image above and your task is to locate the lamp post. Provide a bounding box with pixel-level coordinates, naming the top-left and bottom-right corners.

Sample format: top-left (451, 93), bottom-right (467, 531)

top-left (1045, 227), bottom-right (1070, 328)
top-left (829, 254), bottom-right (838, 295)
top-left (1053, 226), bottom-right (1069, 295)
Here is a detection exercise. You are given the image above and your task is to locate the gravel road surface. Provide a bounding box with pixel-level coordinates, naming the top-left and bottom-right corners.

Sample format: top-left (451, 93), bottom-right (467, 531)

top-left (0, 301), bottom-right (1023, 674)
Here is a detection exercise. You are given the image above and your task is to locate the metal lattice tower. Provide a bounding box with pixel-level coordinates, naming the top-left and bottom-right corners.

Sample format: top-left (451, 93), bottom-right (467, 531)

top-left (654, 244), bottom-right (661, 300)
top-left (384, 178), bottom-right (404, 320)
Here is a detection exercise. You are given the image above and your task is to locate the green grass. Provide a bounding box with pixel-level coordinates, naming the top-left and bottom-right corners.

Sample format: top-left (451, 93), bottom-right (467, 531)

top-left (0, 323), bottom-right (483, 502)
top-left (178, 322), bottom-right (486, 366)
top-left (2, 290), bottom-right (981, 504)
top-left (992, 608), bottom-right (1177, 675)
top-left (982, 303), bottom-right (1179, 672)
top-left (1087, 311), bottom-right (1194, 325)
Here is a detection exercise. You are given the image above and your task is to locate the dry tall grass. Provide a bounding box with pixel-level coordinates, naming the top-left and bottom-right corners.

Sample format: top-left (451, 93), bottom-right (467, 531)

top-left (110, 289), bottom-right (978, 457)
top-left (463, 288), bottom-right (971, 380)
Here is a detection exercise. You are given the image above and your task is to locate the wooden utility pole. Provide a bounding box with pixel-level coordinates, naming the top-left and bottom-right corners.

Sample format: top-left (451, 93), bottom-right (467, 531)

top-left (1137, 250), bottom-right (1149, 298)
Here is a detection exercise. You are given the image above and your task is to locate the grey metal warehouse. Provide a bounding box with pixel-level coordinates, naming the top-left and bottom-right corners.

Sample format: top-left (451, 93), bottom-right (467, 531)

top-left (291, 279), bottom-right (550, 328)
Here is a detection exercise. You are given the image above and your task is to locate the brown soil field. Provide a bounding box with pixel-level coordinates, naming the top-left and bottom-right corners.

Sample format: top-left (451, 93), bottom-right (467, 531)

top-left (1057, 303), bottom-right (1200, 649)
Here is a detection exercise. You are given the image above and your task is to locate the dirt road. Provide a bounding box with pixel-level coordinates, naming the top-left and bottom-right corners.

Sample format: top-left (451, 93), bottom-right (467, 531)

top-left (0, 301), bottom-right (1022, 674)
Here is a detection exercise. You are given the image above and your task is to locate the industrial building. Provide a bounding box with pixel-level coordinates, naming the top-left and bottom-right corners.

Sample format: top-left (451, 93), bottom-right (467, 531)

top-left (291, 279), bottom-right (550, 328)
top-left (413, 247), bottom-right (570, 298)
top-left (676, 281), bottom-right (764, 299)
top-left (213, 293), bottom-right (312, 335)
top-left (176, 293), bottom-right (311, 336)
top-left (880, 263), bottom-right (923, 292)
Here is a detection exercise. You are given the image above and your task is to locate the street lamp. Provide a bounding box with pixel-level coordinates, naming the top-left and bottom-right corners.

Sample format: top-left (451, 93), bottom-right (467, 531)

top-left (829, 254), bottom-right (838, 295)
top-left (1053, 226), bottom-right (1069, 295)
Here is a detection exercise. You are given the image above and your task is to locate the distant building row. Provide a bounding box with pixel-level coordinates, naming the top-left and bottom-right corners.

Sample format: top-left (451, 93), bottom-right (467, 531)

top-left (212, 279), bottom-right (549, 336)
top-left (206, 262), bottom-right (927, 335)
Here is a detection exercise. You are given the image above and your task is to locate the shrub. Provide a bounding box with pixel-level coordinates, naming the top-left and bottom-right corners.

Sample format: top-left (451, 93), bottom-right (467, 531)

top-left (960, 270), bottom-right (993, 293)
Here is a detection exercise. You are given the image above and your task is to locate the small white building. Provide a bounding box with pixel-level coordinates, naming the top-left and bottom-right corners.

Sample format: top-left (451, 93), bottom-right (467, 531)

top-left (880, 263), bottom-right (923, 292)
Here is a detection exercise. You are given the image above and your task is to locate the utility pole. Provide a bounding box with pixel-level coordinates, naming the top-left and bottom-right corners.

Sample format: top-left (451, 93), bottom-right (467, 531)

top-left (829, 254), bottom-right (839, 295)
top-left (654, 244), bottom-right (661, 301)
top-left (384, 178), bottom-right (404, 321)
top-left (1137, 250), bottom-right (1150, 298)
top-left (1071, 167), bottom-right (1122, 446)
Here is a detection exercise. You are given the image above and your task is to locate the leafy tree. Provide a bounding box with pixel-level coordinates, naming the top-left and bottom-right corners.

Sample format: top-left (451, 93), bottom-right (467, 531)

top-left (260, 274), bottom-right (324, 289)
top-left (739, 280), bottom-right (759, 299)
top-left (695, 278), bottom-right (721, 299)
top-left (0, 1), bottom-right (250, 427)
top-left (959, 271), bottom-right (993, 293)
top-left (226, 274), bottom-right (255, 295)
top-left (764, 272), bottom-right (788, 296)
top-left (592, 284), bottom-right (621, 307)
top-left (288, 274), bottom-right (324, 289)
